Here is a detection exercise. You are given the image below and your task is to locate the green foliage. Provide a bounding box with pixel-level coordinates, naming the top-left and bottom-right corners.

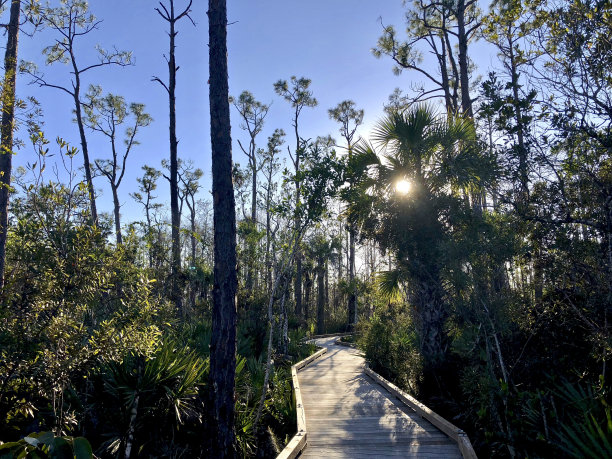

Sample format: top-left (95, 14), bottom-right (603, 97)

top-left (100, 340), bottom-right (208, 434)
top-left (554, 380), bottom-right (612, 459)
top-left (358, 304), bottom-right (423, 395)
top-left (0, 432), bottom-right (92, 459)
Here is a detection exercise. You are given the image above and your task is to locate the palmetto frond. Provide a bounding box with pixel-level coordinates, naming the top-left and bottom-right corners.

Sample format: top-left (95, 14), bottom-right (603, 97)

top-left (373, 104), bottom-right (439, 169)
top-left (377, 268), bottom-right (405, 301)
top-left (368, 104), bottom-right (491, 195)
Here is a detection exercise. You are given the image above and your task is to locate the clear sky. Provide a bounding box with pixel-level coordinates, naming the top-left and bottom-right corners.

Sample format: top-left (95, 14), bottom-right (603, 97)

top-left (13, 0), bottom-right (437, 222)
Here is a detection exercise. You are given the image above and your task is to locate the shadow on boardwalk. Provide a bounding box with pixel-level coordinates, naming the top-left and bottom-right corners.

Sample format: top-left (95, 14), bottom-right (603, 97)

top-left (298, 337), bottom-right (462, 458)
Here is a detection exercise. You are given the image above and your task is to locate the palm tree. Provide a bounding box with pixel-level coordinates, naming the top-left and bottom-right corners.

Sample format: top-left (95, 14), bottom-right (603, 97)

top-left (352, 104), bottom-right (487, 373)
top-left (306, 233), bottom-right (341, 334)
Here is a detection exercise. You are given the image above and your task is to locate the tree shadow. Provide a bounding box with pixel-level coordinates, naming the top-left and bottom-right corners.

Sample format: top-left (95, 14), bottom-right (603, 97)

top-left (297, 337), bottom-right (462, 458)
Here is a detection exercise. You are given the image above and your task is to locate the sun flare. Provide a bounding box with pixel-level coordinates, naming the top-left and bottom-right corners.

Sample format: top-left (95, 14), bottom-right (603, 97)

top-left (395, 178), bottom-right (411, 195)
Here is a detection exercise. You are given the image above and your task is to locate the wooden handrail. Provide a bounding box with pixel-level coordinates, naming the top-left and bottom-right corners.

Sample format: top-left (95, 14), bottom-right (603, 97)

top-left (277, 347), bottom-right (327, 459)
top-left (365, 366), bottom-right (478, 459)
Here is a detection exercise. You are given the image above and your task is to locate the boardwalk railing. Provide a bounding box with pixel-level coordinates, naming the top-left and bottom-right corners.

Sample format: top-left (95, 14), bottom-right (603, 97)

top-left (277, 347), bottom-right (327, 459)
top-left (365, 366), bottom-right (478, 459)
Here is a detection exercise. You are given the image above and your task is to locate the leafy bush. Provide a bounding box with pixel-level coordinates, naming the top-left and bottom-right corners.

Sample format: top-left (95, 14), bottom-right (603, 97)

top-left (0, 431), bottom-right (92, 459)
top-left (554, 379), bottom-right (612, 458)
top-left (358, 304), bottom-right (423, 395)
top-left (96, 341), bottom-right (208, 457)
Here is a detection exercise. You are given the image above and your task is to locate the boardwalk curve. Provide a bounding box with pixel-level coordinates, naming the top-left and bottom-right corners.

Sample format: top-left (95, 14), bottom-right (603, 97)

top-left (297, 336), bottom-right (464, 458)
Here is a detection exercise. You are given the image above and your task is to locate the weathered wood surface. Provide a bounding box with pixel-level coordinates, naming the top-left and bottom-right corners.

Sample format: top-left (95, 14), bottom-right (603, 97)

top-left (298, 337), bottom-right (462, 458)
top-left (277, 347), bottom-right (327, 459)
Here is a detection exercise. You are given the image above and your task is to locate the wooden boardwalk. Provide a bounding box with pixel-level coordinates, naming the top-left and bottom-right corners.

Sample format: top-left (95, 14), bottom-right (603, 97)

top-left (298, 337), bottom-right (462, 458)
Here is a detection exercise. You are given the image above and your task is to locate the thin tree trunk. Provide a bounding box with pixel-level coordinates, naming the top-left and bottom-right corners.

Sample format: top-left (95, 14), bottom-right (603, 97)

top-left (155, 0), bottom-right (189, 311)
top-left (245, 165), bottom-right (256, 291)
top-left (112, 185), bottom-right (122, 245)
top-left (456, 0), bottom-right (473, 118)
top-left (325, 259), bottom-right (329, 319)
top-left (73, 86), bottom-right (97, 224)
top-left (191, 212), bottom-right (196, 262)
top-left (265, 196), bottom-right (272, 293)
top-left (251, 159), bottom-right (257, 223)
top-left (304, 271), bottom-right (311, 321)
top-left (0, 0), bottom-right (20, 289)
top-left (208, 0), bottom-right (237, 456)
top-left (124, 391), bottom-right (139, 459)
top-left (348, 225), bottom-right (357, 326)
top-left (295, 250), bottom-right (302, 316)
top-left (158, 0), bottom-right (183, 316)
top-left (190, 210), bottom-right (197, 311)
top-left (316, 263), bottom-right (325, 334)
top-left (294, 113), bottom-right (302, 317)
top-left (507, 28), bottom-right (529, 201)
top-left (254, 232), bottom-right (302, 432)
top-left (254, 272), bottom-right (288, 430)
top-left (68, 29), bottom-right (98, 224)
top-left (281, 287), bottom-right (289, 355)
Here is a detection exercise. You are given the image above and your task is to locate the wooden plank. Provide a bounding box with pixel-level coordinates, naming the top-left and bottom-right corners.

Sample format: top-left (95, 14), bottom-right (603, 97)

top-left (293, 336), bottom-right (467, 458)
top-left (300, 444), bottom-right (462, 458)
top-left (364, 366), bottom-right (478, 459)
top-left (276, 346), bottom-right (327, 459)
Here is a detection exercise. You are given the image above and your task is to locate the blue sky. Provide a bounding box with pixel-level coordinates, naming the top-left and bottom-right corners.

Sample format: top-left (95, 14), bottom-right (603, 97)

top-left (13, 0), bottom-right (460, 222)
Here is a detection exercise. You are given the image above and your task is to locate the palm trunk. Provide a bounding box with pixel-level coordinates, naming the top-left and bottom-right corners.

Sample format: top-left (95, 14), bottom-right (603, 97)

top-left (208, 0), bottom-right (238, 456)
top-left (416, 276), bottom-right (448, 364)
top-left (0, 0), bottom-right (21, 289)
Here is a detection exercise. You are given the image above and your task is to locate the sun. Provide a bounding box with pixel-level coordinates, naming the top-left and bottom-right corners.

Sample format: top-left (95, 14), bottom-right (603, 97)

top-left (395, 178), bottom-right (411, 195)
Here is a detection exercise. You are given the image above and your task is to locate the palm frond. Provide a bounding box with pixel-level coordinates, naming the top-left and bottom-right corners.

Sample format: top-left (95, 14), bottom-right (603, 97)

top-left (377, 269), bottom-right (404, 301)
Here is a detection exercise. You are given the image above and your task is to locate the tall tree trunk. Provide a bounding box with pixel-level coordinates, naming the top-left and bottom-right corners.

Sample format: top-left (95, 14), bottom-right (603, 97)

top-left (265, 197), bottom-right (272, 293)
top-left (0, 0), bottom-right (20, 289)
top-left (325, 259), bottom-right (329, 317)
top-left (112, 185), bottom-right (122, 245)
top-left (168, 5), bottom-right (182, 316)
top-left (348, 225), bottom-right (357, 326)
top-left (251, 161), bottom-right (257, 223)
top-left (281, 287), bottom-right (289, 355)
top-left (254, 273), bottom-right (289, 431)
top-left (191, 211), bottom-right (197, 263)
top-left (438, 14), bottom-right (453, 113)
top-left (303, 271), bottom-right (311, 321)
top-left (73, 86), bottom-right (97, 224)
top-left (190, 211), bottom-right (197, 311)
top-left (245, 167), bottom-right (256, 291)
top-left (507, 28), bottom-right (529, 201)
top-left (208, 0), bottom-right (237, 456)
top-left (294, 116), bottom-right (302, 318)
top-left (415, 274), bottom-right (448, 365)
top-left (456, 0), bottom-right (473, 118)
top-left (316, 263), bottom-right (325, 334)
top-left (295, 255), bottom-right (302, 315)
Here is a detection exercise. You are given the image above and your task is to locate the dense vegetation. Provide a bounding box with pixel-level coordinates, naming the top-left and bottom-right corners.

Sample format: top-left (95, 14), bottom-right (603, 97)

top-left (0, 0), bottom-right (611, 458)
